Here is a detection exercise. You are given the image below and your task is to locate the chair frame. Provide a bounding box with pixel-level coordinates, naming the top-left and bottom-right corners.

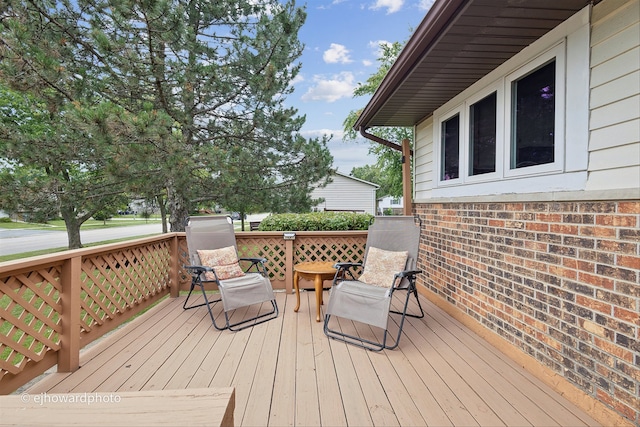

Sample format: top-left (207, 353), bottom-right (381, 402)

top-left (182, 216), bottom-right (278, 331)
top-left (323, 216), bottom-right (424, 351)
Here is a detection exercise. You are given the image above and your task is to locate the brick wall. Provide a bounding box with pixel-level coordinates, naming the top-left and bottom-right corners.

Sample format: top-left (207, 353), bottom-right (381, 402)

top-left (414, 200), bottom-right (639, 425)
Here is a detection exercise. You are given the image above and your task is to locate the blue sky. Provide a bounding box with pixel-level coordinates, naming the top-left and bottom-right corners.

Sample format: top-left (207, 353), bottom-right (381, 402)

top-left (289, 0), bottom-right (434, 173)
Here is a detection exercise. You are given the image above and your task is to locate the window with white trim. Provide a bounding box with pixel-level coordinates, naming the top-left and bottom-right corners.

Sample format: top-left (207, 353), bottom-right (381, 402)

top-left (510, 60), bottom-right (555, 169)
top-left (434, 42), bottom-right (568, 189)
top-left (441, 113), bottom-right (460, 181)
top-left (469, 92), bottom-right (497, 176)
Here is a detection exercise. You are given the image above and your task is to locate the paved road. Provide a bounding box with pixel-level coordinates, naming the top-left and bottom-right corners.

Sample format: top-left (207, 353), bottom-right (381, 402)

top-left (0, 223), bottom-right (163, 256)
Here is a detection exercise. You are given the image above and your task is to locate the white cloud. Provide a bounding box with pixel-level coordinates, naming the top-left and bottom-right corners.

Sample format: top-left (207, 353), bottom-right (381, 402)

top-left (362, 59), bottom-right (373, 66)
top-left (370, 0), bottom-right (404, 14)
top-left (368, 39), bottom-right (392, 58)
top-left (290, 73), bottom-right (304, 86)
top-left (301, 72), bottom-right (356, 103)
top-left (418, 0), bottom-right (436, 11)
top-left (301, 129), bottom-right (376, 172)
top-left (323, 43), bottom-right (352, 64)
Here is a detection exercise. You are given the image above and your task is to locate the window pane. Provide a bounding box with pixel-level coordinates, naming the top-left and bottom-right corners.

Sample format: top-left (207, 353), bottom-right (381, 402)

top-left (511, 60), bottom-right (555, 169)
top-left (469, 92), bottom-right (497, 176)
top-left (441, 114), bottom-right (460, 180)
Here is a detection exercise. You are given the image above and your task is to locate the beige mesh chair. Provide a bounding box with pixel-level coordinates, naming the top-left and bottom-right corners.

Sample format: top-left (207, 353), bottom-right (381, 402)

top-left (323, 216), bottom-right (423, 351)
top-left (183, 216), bottom-right (278, 331)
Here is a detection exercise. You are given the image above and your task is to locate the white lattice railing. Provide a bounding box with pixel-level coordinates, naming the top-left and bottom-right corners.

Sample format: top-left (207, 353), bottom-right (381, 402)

top-left (0, 230), bottom-right (367, 393)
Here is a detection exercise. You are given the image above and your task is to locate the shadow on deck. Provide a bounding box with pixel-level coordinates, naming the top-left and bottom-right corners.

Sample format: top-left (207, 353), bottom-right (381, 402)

top-left (24, 291), bottom-right (599, 427)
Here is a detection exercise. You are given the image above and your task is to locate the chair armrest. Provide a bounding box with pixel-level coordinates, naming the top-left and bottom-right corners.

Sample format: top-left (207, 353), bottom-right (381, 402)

top-left (397, 269), bottom-right (422, 278)
top-left (183, 264), bottom-right (213, 273)
top-left (333, 262), bottom-right (362, 270)
top-left (238, 257), bottom-right (268, 275)
top-left (333, 262), bottom-right (362, 283)
top-left (239, 257), bottom-right (268, 264)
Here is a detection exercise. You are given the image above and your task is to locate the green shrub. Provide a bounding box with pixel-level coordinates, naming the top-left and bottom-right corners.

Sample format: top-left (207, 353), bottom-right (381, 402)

top-left (0, 217), bottom-right (12, 223)
top-left (258, 212), bottom-right (373, 231)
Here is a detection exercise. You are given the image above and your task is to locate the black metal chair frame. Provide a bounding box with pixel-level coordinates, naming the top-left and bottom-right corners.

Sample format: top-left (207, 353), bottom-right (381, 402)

top-left (182, 216), bottom-right (278, 331)
top-left (323, 216), bottom-right (424, 351)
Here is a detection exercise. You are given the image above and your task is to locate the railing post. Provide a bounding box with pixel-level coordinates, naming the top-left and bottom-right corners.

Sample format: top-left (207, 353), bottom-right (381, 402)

top-left (285, 237), bottom-right (294, 294)
top-left (402, 138), bottom-right (412, 215)
top-left (170, 234), bottom-right (180, 298)
top-left (59, 255), bottom-right (81, 372)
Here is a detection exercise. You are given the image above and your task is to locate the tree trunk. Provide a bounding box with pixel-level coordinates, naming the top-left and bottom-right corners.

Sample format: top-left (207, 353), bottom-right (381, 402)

top-left (157, 194), bottom-right (168, 233)
top-left (60, 206), bottom-right (83, 249)
top-left (167, 181), bottom-right (189, 232)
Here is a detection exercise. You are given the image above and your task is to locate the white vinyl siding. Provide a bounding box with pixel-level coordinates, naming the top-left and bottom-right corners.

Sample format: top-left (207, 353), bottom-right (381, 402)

top-left (414, 117), bottom-right (434, 201)
top-left (311, 173), bottom-right (378, 215)
top-left (414, 4), bottom-right (624, 200)
top-left (587, 0), bottom-right (640, 191)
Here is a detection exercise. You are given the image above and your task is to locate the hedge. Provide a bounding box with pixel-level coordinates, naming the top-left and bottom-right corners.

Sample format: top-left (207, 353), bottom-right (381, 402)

top-left (258, 212), bottom-right (373, 231)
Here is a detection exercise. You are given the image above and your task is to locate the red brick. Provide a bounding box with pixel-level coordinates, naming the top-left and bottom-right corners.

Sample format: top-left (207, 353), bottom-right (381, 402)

top-left (596, 388), bottom-right (615, 408)
top-left (537, 213), bottom-right (562, 222)
top-left (527, 222), bottom-right (549, 232)
top-left (617, 255), bottom-right (640, 270)
top-left (525, 240), bottom-right (548, 251)
top-left (597, 239), bottom-right (637, 255)
top-left (594, 337), bottom-right (634, 362)
top-left (577, 295), bottom-right (612, 315)
top-left (579, 225), bottom-right (616, 238)
top-left (550, 224), bottom-right (579, 234)
top-left (576, 260), bottom-right (596, 273)
top-left (596, 215), bottom-right (637, 227)
top-left (618, 201), bottom-right (640, 214)
top-left (613, 306), bottom-right (640, 326)
top-left (505, 203), bottom-right (524, 211)
top-left (578, 272), bottom-right (614, 290)
top-left (549, 264), bottom-right (577, 280)
top-left (614, 389), bottom-right (639, 421)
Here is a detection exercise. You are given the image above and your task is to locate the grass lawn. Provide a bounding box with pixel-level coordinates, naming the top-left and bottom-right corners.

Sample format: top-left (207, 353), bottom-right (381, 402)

top-left (0, 214), bottom-right (247, 262)
top-left (0, 216), bottom-right (162, 231)
top-left (0, 216), bottom-right (163, 262)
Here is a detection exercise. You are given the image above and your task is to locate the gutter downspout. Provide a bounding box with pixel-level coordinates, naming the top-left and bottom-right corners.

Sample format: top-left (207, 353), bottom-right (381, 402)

top-left (359, 126), bottom-right (413, 156)
top-left (359, 126), bottom-right (413, 216)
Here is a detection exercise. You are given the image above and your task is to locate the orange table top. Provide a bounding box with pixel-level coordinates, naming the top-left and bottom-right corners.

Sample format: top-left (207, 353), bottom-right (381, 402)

top-left (294, 261), bottom-right (336, 275)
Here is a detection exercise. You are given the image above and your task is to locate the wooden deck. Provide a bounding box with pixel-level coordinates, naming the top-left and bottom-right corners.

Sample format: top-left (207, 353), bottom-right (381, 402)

top-left (24, 290), bottom-right (600, 427)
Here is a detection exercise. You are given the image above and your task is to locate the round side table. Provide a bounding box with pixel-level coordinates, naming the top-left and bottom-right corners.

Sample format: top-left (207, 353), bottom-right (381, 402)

top-left (293, 261), bottom-right (337, 322)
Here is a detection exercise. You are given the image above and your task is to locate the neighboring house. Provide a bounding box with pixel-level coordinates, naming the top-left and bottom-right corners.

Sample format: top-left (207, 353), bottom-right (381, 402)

top-left (311, 172), bottom-right (379, 215)
top-left (355, 1), bottom-right (639, 426)
top-left (377, 196), bottom-right (403, 215)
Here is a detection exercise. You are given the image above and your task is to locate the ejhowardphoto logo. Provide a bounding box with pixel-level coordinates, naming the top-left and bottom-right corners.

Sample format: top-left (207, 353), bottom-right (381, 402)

top-left (21, 392), bottom-right (121, 406)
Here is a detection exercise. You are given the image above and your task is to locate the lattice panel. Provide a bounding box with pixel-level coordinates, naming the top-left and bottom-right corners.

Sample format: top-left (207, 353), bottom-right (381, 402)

top-left (236, 236), bottom-right (286, 281)
top-left (0, 265), bottom-right (62, 376)
top-left (295, 235), bottom-right (366, 275)
top-left (79, 242), bottom-right (172, 333)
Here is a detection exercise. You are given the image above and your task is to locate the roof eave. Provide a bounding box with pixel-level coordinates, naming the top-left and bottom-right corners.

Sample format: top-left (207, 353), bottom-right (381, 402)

top-left (353, 0), bottom-right (467, 131)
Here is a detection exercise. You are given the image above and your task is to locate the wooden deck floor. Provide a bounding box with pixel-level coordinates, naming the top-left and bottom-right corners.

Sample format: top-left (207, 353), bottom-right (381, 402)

top-left (26, 290), bottom-right (599, 427)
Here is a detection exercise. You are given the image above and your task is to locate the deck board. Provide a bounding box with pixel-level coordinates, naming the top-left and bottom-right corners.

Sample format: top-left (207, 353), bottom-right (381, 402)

top-left (23, 290), bottom-right (601, 427)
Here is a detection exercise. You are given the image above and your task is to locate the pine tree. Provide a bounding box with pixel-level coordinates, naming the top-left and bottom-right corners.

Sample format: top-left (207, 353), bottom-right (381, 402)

top-left (1, 0), bottom-right (333, 234)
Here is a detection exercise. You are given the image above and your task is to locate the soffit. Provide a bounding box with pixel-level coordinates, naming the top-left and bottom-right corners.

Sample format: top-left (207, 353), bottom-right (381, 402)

top-left (355, 0), bottom-right (594, 129)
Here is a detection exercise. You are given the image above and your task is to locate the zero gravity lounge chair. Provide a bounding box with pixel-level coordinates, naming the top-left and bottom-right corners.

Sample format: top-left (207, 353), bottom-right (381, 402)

top-left (183, 216), bottom-right (278, 331)
top-left (324, 216), bottom-right (424, 351)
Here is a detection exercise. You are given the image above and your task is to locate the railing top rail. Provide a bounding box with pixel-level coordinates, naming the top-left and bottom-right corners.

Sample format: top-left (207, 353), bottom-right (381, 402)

top-left (236, 230), bottom-right (369, 237)
top-left (1, 230), bottom-right (370, 274)
top-left (0, 233), bottom-right (178, 274)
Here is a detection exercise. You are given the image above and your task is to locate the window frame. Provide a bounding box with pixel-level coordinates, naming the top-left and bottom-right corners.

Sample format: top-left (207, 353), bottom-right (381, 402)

top-left (465, 83), bottom-right (503, 184)
top-left (433, 41), bottom-right (566, 188)
top-left (435, 106), bottom-right (464, 186)
top-left (504, 43), bottom-right (566, 178)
